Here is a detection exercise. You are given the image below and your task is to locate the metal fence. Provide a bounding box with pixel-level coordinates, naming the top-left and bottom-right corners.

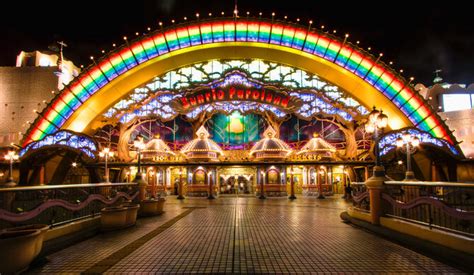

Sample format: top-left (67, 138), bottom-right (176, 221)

top-left (351, 180), bottom-right (474, 236)
top-left (383, 181), bottom-right (474, 236)
top-left (0, 183), bottom-right (138, 230)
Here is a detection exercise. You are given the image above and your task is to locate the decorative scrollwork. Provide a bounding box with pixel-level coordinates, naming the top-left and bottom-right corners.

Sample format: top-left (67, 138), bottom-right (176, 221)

top-left (381, 193), bottom-right (474, 220)
top-left (0, 191), bottom-right (138, 223)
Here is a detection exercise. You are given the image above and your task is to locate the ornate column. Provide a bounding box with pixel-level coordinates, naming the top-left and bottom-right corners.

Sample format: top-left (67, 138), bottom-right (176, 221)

top-left (317, 166), bottom-right (325, 199)
top-left (289, 166), bottom-right (296, 200)
top-left (208, 167), bottom-right (215, 199)
top-left (177, 168), bottom-right (185, 200)
top-left (259, 166), bottom-right (266, 199)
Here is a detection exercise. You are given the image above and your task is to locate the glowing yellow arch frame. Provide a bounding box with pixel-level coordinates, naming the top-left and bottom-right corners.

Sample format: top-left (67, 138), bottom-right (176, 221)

top-left (24, 18), bottom-right (455, 147)
top-left (67, 43), bottom-right (409, 132)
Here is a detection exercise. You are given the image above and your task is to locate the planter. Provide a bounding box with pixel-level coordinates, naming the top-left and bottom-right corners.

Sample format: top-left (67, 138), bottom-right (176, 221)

top-left (121, 203), bottom-right (140, 227)
top-left (139, 198), bottom-right (165, 217)
top-left (3, 224), bottom-right (49, 258)
top-left (0, 229), bottom-right (41, 273)
top-left (100, 206), bottom-right (128, 231)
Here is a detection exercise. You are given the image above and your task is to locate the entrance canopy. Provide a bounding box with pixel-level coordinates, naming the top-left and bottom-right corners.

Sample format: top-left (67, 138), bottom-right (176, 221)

top-left (22, 18), bottom-right (456, 147)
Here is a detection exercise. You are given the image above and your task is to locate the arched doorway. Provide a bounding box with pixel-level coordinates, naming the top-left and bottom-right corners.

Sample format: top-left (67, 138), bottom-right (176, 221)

top-left (218, 167), bottom-right (256, 196)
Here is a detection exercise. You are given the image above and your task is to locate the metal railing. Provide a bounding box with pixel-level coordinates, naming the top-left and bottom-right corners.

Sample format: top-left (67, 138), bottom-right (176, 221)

top-left (350, 182), bottom-right (369, 211)
top-left (383, 181), bottom-right (474, 236)
top-left (350, 181), bottom-right (474, 235)
top-left (0, 183), bottom-right (138, 229)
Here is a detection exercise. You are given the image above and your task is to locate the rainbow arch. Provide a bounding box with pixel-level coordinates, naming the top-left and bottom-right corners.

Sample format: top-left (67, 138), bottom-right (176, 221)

top-left (23, 18), bottom-right (455, 147)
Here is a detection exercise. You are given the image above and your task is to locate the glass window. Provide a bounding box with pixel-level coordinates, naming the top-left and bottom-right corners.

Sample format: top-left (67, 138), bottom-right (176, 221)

top-left (443, 94), bottom-right (472, 112)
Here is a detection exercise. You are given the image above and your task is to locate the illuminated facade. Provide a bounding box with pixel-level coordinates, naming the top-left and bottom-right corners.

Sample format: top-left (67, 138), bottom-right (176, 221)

top-left (5, 17), bottom-right (472, 191)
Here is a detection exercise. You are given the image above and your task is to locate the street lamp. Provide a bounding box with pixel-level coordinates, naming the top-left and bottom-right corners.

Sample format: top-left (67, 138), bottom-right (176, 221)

top-left (99, 147), bottom-right (114, 183)
top-left (396, 133), bottom-right (420, 181)
top-left (365, 107), bottom-right (388, 177)
top-left (259, 170), bottom-right (266, 199)
top-left (4, 150), bottom-right (19, 186)
top-left (288, 167), bottom-right (296, 200)
top-left (133, 136), bottom-right (146, 182)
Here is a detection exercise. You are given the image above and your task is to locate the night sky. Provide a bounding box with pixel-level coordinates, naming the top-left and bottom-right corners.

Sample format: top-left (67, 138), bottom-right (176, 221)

top-left (1, 0), bottom-right (473, 85)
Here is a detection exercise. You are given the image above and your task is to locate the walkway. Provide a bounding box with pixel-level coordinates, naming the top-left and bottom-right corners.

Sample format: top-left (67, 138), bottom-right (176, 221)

top-left (29, 197), bottom-right (462, 274)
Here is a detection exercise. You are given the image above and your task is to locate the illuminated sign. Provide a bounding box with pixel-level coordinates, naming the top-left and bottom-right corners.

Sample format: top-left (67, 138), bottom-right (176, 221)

top-left (172, 86), bottom-right (302, 113)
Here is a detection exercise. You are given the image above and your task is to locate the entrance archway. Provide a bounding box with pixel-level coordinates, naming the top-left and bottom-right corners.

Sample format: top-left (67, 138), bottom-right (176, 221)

top-left (218, 167), bottom-right (256, 196)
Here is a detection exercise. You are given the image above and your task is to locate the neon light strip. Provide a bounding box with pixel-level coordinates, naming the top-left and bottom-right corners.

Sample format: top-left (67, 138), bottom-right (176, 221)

top-left (23, 19), bottom-right (453, 146)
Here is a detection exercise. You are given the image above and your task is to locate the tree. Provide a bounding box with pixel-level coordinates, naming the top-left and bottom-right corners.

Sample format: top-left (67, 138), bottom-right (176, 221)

top-left (117, 117), bottom-right (155, 161)
top-left (262, 111), bottom-right (290, 138)
top-left (317, 114), bottom-right (364, 160)
top-left (183, 111), bottom-right (215, 138)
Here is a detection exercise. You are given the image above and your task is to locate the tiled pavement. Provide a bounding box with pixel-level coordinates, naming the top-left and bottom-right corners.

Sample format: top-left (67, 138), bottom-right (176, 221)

top-left (28, 197), bottom-right (463, 274)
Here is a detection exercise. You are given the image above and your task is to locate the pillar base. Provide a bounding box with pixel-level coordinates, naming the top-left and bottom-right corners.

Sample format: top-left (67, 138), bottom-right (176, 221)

top-left (366, 165), bottom-right (393, 183)
top-left (207, 195), bottom-right (215, 200)
top-left (134, 175), bottom-right (148, 201)
top-left (317, 194), bottom-right (325, 199)
top-left (259, 194), bottom-right (266, 200)
top-left (3, 180), bottom-right (17, 187)
top-left (177, 195), bottom-right (185, 200)
top-left (288, 195), bottom-right (296, 200)
top-left (365, 166), bottom-right (387, 225)
top-left (403, 171), bottom-right (417, 181)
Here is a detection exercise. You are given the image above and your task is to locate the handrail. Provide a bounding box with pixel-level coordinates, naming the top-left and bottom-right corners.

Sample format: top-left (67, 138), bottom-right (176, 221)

top-left (0, 182), bottom-right (137, 192)
top-left (385, 181), bottom-right (474, 187)
top-left (351, 182), bottom-right (366, 185)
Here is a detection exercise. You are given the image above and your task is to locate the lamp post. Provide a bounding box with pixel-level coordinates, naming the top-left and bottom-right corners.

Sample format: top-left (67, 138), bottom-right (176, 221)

top-left (208, 170), bottom-right (215, 199)
top-left (177, 168), bottom-right (184, 199)
top-left (289, 167), bottom-right (296, 200)
top-left (99, 147), bottom-right (114, 183)
top-left (396, 133), bottom-right (420, 181)
top-left (133, 136), bottom-right (146, 182)
top-left (259, 169), bottom-right (266, 199)
top-left (4, 151), bottom-right (19, 186)
top-left (364, 107), bottom-right (388, 177)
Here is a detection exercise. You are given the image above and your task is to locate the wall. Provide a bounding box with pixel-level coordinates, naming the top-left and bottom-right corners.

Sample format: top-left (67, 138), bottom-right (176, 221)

top-left (439, 109), bottom-right (474, 159)
top-left (0, 67), bottom-right (58, 146)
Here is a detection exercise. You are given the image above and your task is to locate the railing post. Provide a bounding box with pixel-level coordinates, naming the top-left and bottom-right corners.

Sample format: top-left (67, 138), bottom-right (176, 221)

top-left (365, 166), bottom-right (386, 225)
top-left (137, 178), bottom-right (148, 201)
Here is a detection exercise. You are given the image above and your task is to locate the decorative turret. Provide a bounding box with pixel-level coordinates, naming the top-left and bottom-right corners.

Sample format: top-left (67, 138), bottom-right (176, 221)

top-left (249, 126), bottom-right (292, 160)
top-left (141, 133), bottom-right (175, 160)
top-left (180, 126), bottom-right (223, 161)
top-left (297, 133), bottom-right (336, 160)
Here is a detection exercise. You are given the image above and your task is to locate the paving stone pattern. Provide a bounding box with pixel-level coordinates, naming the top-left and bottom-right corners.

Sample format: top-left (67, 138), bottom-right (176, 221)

top-left (29, 197), bottom-right (462, 274)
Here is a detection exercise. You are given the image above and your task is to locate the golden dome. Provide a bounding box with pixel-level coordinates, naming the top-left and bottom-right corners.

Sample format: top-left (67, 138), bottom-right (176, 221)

top-left (297, 133), bottom-right (336, 159)
top-left (180, 126), bottom-right (223, 162)
top-left (249, 126), bottom-right (292, 160)
top-left (142, 134), bottom-right (175, 160)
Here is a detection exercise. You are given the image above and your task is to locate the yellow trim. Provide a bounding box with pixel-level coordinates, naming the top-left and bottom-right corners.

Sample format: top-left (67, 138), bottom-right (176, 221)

top-left (347, 206), bottom-right (372, 223)
top-left (44, 216), bottom-right (100, 241)
top-left (64, 42), bottom-right (412, 134)
top-left (380, 216), bottom-right (474, 255)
